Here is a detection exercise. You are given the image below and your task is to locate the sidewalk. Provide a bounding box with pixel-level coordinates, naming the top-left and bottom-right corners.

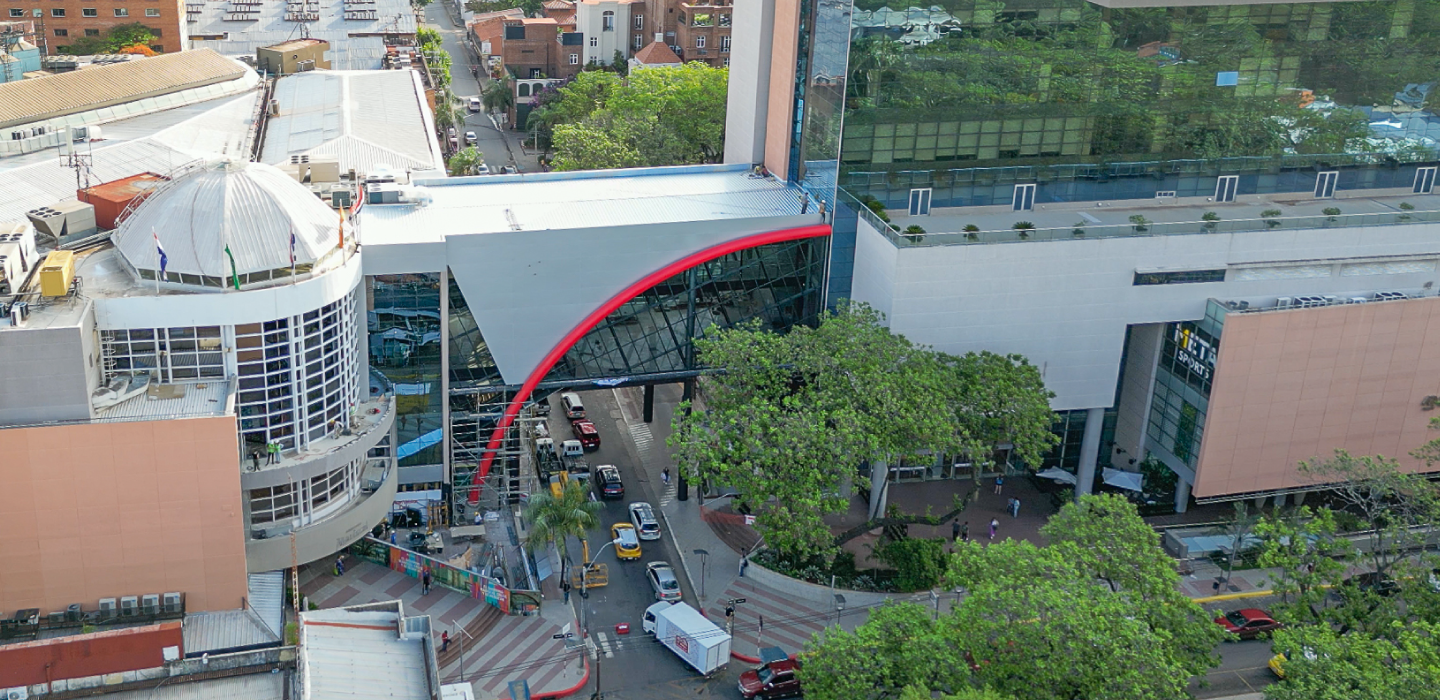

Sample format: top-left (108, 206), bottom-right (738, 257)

top-left (301, 559), bottom-right (585, 699)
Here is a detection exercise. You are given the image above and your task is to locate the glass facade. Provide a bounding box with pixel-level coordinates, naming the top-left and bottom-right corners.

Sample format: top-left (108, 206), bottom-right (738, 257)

top-left (1040, 407), bottom-right (1116, 474)
top-left (368, 274), bottom-right (444, 469)
top-left (1146, 300), bottom-right (1225, 474)
top-left (806, 0), bottom-right (1440, 212)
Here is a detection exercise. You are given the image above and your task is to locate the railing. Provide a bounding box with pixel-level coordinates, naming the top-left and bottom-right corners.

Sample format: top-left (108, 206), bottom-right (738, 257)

top-left (879, 209), bottom-right (1440, 248)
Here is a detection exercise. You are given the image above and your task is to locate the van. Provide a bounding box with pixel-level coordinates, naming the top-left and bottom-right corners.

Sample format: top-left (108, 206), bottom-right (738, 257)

top-left (561, 439), bottom-right (584, 458)
top-left (561, 392), bottom-right (586, 419)
top-left (469, 96), bottom-right (482, 112)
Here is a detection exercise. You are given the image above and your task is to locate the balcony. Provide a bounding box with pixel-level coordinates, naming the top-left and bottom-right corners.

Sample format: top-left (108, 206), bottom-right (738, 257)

top-left (871, 192), bottom-right (1440, 247)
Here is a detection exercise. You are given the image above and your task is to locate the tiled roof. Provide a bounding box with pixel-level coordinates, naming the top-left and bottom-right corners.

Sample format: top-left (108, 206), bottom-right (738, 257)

top-left (0, 50), bottom-right (244, 130)
top-left (633, 42), bottom-right (682, 65)
top-left (543, 0), bottom-right (573, 8)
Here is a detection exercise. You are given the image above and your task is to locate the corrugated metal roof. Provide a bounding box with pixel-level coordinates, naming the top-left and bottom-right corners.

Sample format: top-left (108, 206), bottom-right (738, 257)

top-left (77, 672), bottom-right (285, 700)
top-left (261, 70), bottom-right (443, 173)
top-left (183, 608), bottom-right (281, 655)
top-left (96, 380), bottom-right (233, 421)
top-left (0, 50), bottom-right (245, 130)
top-left (189, 0), bottom-right (416, 44)
top-left (248, 571), bottom-right (285, 640)
top-left (194, 34), bottom-right (389, 71)
top-left (113, 159), bottom-right (344, 278)
top-left (301, 607), bottom-right (430, 700)
top-left (362, 166), bottom-right (812, 245)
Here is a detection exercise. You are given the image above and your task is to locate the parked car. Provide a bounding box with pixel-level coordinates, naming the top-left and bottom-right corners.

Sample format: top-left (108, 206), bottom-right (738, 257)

top-left (465, 131), bottom-right (477, 145)
top-left (474, 164), bottom-right (490, 175)
top-left (646, 561), bottom-right (682, 601)
top-left (1269, 647), bottom-right (1320, 679)
top-left (561, 392), bottom-right (586, 419)
top-left (595, 464), bottom-right (624, 498)
top-left (1342, 571), bottom-right (1400, 597)
top-left (1215, 608), bottom-right (1282, 640)
top-left (571, 419), bottom-right (600, 450)
top-left (629, 502), bottom-right (661, 540)
top-left (611, 523), bottom-right (641, 560)
top-left (739, 658), bottom-right (803, 700)
top-left (561, 439), bottom-right (584, 459)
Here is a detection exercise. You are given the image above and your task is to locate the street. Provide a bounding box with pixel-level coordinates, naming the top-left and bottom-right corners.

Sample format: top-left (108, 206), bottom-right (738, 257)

top-left (420, 1), bottom-right (540, 174)
top-left (541, 387), bottom-right (746, 699)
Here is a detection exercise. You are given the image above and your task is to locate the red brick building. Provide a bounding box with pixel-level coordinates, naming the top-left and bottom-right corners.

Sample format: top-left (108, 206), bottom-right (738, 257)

top-left (4, 0), bottom-right (184, 54)
top-left (673, 0), bottom-right (730, 67)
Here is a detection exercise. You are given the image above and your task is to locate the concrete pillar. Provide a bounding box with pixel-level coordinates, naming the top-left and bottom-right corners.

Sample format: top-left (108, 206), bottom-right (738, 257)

top-left (1253, 496), bottom-right (1267, 510)
top-left (1074, 407), bottom-right (1105, 499)
top-left (1273, 493), bottom-right (1288, 509)
top-left (1174, 478), bottom-right (1191, 513)
top-left (642, 383), bottom-right (654, 423)
top-left (868, 460), bottom-right (889, 521)
top-left (1294, 491), bottom-right (1307, 506)
top-left (722, 0), bottom-right (776, 165)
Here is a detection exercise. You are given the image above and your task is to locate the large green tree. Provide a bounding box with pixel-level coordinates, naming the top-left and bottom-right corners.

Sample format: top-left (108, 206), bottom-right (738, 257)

top-left (668, 302), bottom-right (1055, 559)
top-left (1254, 506), bottom-right (1355, 627)
top-left (447, 147), bottom-right (487, 176)
top-left (799, 602), bottom-right (971, 700)
top-left (1265, 622), bottom-right (1440, 700)
top-left (539, 63), bottom-right (728, 171)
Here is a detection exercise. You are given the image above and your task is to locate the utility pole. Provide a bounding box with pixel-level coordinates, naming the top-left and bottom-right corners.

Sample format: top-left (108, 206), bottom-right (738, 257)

top-left (692, 549), bottom-right (708, 601)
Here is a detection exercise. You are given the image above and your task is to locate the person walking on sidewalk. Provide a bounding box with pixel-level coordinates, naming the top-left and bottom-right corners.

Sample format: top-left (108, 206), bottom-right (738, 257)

top-left (961, 521), bottom-right (969, 541)
top-left (334, 555), bottom-right (345, 577)
top-left (989, 518), bottom-right (999, 540)
top-left (422, 568), bottom-right (433, 595)
top-left (952, 520), bottom-right (961, 542)
top-left (662, 467), bottom-right (670, 485)
top-left (1010, 498), bottom-right (1021, 518)
top-left (441, 631), bottom-right (450, 652)
top-left (993, 475), bottom-right (1004, 494)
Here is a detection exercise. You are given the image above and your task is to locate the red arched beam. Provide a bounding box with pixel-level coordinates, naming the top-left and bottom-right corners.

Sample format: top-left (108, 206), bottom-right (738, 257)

top-left (469, 223), bottom-right (832, 504)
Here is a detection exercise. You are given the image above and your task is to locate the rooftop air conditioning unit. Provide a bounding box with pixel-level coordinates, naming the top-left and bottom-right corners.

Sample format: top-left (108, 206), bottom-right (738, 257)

top-left (1276, 296), bottom-right (1293, 309)
top-left (1376, 291), bottom-right (1408, 301)
top-left (1347, 297), bottom-right (1368, 304)
top-left (162, 592), bottom-right (182, 614)
top-left (97, 598), bottom-right (117, 620)
top-left (141, 594), bottom-right (160, 616)
top-left (119, 596), bottom-right (138, 617)
top-left (5, 686), bottom-right (29, 700)
top-left (291, 154), bottom-right (311, 164)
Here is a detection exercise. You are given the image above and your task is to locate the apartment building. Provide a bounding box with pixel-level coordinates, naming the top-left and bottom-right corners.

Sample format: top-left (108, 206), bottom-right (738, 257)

top-left (674, 0), bottom-right (730, 67)
top-left (4, 0), bottom-right (184, 53)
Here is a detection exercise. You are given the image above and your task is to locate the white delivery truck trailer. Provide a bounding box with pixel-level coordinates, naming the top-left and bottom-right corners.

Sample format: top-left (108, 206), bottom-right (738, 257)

top-left (653, 602), bottom-right (731, 675)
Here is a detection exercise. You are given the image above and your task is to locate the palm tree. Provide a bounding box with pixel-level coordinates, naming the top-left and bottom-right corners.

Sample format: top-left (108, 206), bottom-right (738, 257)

top-left (482, 76), bottom-right (515, 120)
top-left (524, 479), bottom-right (602, 583)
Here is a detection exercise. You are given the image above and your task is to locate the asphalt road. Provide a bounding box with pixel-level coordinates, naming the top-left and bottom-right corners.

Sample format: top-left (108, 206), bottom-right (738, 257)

top-left (420, 1), bottom-right (538, 173)
top-left (542, 387), bottom-right (747, 700)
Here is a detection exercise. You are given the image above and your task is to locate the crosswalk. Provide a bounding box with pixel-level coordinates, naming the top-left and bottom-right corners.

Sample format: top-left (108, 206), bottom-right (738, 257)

top-left (704, 579), bottom-right (832, 657)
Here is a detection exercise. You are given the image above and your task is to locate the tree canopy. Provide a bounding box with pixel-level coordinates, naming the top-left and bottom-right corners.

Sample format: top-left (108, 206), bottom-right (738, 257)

top-left (530, 64), bottom-right (728, 171)
top-left (58, 23), bottom-right (158, 55)
top-left (798, 495), bottom-right (1223, 700)
top-left (447, 147), bottom-right (487, 176)
top-left (668, 302), bottom-right (1055, 560)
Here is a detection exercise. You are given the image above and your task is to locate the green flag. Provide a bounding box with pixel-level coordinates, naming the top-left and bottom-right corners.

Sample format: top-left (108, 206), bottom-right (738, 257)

top-left (224, 245), bottom-right (240, 290)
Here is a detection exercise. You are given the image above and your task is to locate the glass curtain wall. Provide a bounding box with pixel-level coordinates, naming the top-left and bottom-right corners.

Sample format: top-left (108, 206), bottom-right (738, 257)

top-left (369, 274), bottom-right (444, 470)
top-left (1146, 301), bottom-right (1225, 478)
top-left (837, 0), bottom-right (1440, 208)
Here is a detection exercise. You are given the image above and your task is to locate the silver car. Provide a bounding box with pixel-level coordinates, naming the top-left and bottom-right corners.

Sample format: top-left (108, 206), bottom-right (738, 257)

top-left (646, 561), bottom-right (682, 601)
top-left (629, 502), bottom-right (661, 540)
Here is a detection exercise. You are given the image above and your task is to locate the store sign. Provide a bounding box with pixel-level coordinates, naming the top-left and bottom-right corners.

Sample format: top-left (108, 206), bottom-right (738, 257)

top-left (1172, 324), bottom-right (1217, 381)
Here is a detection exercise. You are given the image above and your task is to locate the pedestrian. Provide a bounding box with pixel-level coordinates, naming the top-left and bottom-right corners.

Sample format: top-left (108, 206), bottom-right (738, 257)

top-left (961, 521), bottom-right (969, 541)
top-left (334, 555), bottom-right (345, 577)
top-left (250, 450), bottom-right (260, 471)
top-left (952, 520), bottom-right (961, 542)
top-left (739, 555), bottom-right (749, 578)
top-left (1011, 498), bottom-right (1021, 518)
top-left (422, 569), bottom-right (432, 595)
top-left (390, 530), bottom-right (397, 545)
top-left (1212, 579), bottom-right (1222, 595)
top-left (441, 631), bottom-right (450, 652)
top-left (993, 475), bottom-right (1004, 494)
top-left (662, 467), bottom-right (670, 485)
top-left (989, 518), bottom-right (999, 540)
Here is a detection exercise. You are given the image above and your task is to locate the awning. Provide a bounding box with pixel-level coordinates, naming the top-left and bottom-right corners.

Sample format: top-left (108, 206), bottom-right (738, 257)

top-left (1102, 468), bottom-right (1143, 492)
top-left (393, 489), bottom-right (443, 507)
top-left (1035, 467), bottom-right (1077, 485)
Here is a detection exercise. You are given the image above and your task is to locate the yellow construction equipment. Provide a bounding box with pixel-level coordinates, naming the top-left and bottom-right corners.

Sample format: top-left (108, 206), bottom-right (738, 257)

top-left (570, 539), bottom-right (608, 588)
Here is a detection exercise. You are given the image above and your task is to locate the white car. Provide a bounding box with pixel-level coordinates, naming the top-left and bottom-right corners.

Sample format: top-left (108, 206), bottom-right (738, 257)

top-left (474, 164), bottom-right (490, 175)
top-left (629, 502), bottom-right (660, 540)
top-left (469, 96), bottom-right (482, 112)
top-left (464, 131), bottom-right (477, 145)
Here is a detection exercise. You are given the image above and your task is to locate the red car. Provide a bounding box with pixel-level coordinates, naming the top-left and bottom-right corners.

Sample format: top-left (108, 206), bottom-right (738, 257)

top-left (571, 419), bottom-right (600, 450)
top-left (738, 659), bottom-right (801, 700)
top-left (1215, 608), bottom-right (1282, 640)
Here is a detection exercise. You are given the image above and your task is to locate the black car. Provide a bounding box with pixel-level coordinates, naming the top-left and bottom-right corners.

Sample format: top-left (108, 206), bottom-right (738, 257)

top-left (595, 465), bottom-right (624, 498)
top-left (1343, 571), bottom-right (1400, 597)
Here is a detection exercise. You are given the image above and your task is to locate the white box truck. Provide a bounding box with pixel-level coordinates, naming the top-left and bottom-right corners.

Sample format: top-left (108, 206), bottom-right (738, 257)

top-left (653, 602), bottom-right (730, 675)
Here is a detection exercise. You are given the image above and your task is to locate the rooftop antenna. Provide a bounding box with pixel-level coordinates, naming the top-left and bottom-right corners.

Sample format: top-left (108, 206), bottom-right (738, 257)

top-left (59, 127), bottom-right (95, 190)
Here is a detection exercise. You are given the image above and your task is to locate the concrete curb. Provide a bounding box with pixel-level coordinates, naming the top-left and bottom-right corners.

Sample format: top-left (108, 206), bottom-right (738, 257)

top-left (1190, 589), bottom-right (1275, 604)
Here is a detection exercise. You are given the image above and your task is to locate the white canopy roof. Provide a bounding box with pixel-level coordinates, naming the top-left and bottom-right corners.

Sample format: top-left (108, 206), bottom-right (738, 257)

top-left (114, 158), bottom-right (344, 279)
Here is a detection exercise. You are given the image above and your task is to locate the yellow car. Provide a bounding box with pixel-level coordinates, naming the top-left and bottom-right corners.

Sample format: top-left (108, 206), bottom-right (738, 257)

top-left (1268, 653), bottom-right (1288, 678)
top-left (611, 523), bottom-right (642, 560)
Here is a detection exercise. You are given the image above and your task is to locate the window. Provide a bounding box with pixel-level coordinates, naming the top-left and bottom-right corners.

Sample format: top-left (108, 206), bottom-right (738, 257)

top-left (1133, 270), bottom-right (1227, 285)
top-left (695, 35), bottom-right (705, 48)
top-left (589, 36), bottom-right (597, 47)
top-left (633, 13), bottom-right (642, 29)
top-left (82, 8), bottom-right (97, 16)
top-left (692, 12), bottom-right (712, 26)
top-left (723, 57), bottom-right (729, 67)
top-left (150, 27), bottom-right (161, 36)
top-left (569, 53), bottom-right (578, 65)
top-left (85, 28), bottom-right (99, 36)
top-left (908, 188), bottom-right (932, 216)
top-left (1314, 171), bottom-right (1338, 199)
top-left (51, 8), bottom-right (64, 17)
top-left (1214, 175), bottom-right (1238, 203)
top-left (146, 7), bottom-right (159, 16)
top-left (114, 7), bottom-right (128, 16)
top-left (719, 12), bottom-right (730, 26)
top-left (53, 27), bottom-right (67, 36)
top-left (7, 9), bottom-right (22, 17)
top-left (633, 35), bottom-right (642, 49)
top-left (602, 10), bottom-right (613, 31)
top-left (1012, 183), bottom-right (1035, 211)
top-left (1415, 167), bottom-right (1436, 194)
top-left (720, 35), bottom-right (730, 52)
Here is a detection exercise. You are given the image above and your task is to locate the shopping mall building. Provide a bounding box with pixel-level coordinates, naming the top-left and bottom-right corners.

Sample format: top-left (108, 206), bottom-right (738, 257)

top-left (4, 0), bottom-right (1440, 620)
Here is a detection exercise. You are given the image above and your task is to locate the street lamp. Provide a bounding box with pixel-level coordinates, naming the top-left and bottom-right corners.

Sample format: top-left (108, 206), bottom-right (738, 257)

top-left (832, 594), bottom-right (846, 628)
top-left (692, 549), bottom-right (709, 601)
top-left (579, 538), bottom-right (620, 700)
